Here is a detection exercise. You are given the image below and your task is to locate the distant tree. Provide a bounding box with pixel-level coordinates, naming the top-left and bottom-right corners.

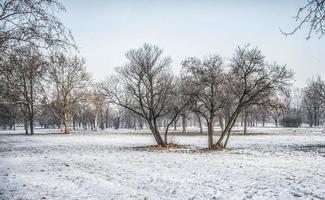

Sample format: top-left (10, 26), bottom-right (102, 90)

top-left (242, 106), bottom-right (259, 134)
top-left (101, 44), bottom-right (175, 146)
top-left (268, 95), bottom-right (289, 127)
top-left (302, 78), bottom-right (324, 126)
top-left (37, 99), bottom-right (61, 129)
top-left (282, 0), bottom-right (325, 39)
top-left (311, 76), bottom-right (325, 104)
top-left (0, 63), bottom-right (20, 130)
top-left (42, 53), bottom-right (91, 134)
top-left (182, 55), bottom-right (226, 149)
top-left (0, 45), bottom-right (46, 134)
top-left (89, 90), bottom-right (106, 131)
top-left (0, 103), bottom-right (17, 130)
top-left (111, 108), bottom-right (121, 129)
top-left (290, 87), bottom-right (304, 118)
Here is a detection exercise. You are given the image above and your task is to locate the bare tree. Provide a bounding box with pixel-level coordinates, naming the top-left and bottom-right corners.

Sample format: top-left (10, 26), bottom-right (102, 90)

top-left (89, 89), bottom-right (107, 131)
top-left (268, 96), bottom-right (288, 127)
top-left (182, 55), bottom-right (225, 149)
top-left (0, 74), bottom-right (18, 130)
top-left (0, 45), bottom-right (46, 134)
top-left (216, 45), bottom-right (294, 148)
top-left (282, 0), bottom-right (325, 39)
top-left (290, 87), bottom-right (304, 117)
top-left (101, 44), bottom-right (175, 146)
top-left (42, 53), bottom-right (91, 134)
top-left (302, 77), bottom-right (325, 126)
top-left (0, 0), bottom-right (74, 54)
top-left (311, 76), bottom-right (325, 104)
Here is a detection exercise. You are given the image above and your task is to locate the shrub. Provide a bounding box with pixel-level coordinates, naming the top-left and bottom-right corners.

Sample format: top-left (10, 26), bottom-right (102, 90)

top-left (280, 116), bottom-right (302, 127)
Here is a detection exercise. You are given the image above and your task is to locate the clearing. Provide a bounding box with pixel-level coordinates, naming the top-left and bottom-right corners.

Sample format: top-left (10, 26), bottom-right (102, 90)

top-left (0, 127), bottom-right (325, 199)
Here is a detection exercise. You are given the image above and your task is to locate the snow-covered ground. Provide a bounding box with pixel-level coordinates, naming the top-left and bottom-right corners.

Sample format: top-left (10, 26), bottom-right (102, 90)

top-left (1, 127), bottom-right (325, 200)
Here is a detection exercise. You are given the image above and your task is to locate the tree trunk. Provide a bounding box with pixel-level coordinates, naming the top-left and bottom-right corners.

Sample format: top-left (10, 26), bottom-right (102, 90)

top-left (63, 112), bottom-right (70, 134)
top-left (105, 108), bottom-right (109, 128)
top-left (114, 117), bottom-right (120, 129)
top-left (223, 111), bottom-right (241, 148)
top-left (133, 118), bottom-right (137, 130)
top-left (139, 118), bottom-right (143, 129)
top-left (24, 119), bottom-right (29, 134)
top-left (149, 119), bottom-right (166, 147)
top-left (314, 112), bottom-right (317, 126)
top-left (29, 117), bottom-right (34, 135)
top-left (195, 112), bottom-right (203, 134)
top-left (207, 118), bottom-right (214, 149)
top-left (217, 110), bottom-right (240, 146)
top-left (275, 118), bottom-right (278, 127)
top-left (164, 129), bottom-right (168, 145)
top-left (244, 111), bottom-right (248, 134)
top-left (241, 116), bottom-right (243, 127)
top-left (224, 114), bottom-right (238, 148)
top-left (29, 79), bottom-right (34, 135)
top-left (219, 115), bottom-right (224, 132)
top-left (94, 114), bottom-right (98, 131)
top-left (181, 114), bottom-right (186, 133)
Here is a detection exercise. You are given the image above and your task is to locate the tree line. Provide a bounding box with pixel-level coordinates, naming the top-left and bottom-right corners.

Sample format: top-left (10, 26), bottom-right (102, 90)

top-left (1, 0), bottom-right (325, 150)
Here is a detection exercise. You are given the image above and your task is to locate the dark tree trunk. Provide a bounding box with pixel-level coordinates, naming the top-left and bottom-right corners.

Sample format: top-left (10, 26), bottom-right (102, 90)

top-left (224, 114), bottom-right (238, 148)
top-left (29, 79), bottom-right (34, 135)
top-left (313, 112), bottom-right (316, 126)
top-left (219, 115), bottom-right (224, 132)
top-left (244, 111), bottom-right (248, 134)
top-left (105, 108), bottom-right (109, 128)
top-left (275, 118), bottom-right (278, 127)
top-left (217, 110), bottom-right (240, 146)
top-left (181, 114), bottom-right (186, 133)
top-left (195, 112), bottom-right (203, 134)
top-left (24, 119), bottom-right (29, 134)
top-left (29, 117), bottom-right (34, 135)
top-left (149, 119), bottom-right (166, 147)
top-left (114, 117), bottom-right (120, 129)
top-left (139, 118), bottom-right (143, 129)
top-left (63, 112), bottom-right (70, 134)
top-left (241, 116), bottom-right (243, 127)
top-left (100, 110), bottom-right (104, 130)
top-left (207, 117), bottom-right (214, 149)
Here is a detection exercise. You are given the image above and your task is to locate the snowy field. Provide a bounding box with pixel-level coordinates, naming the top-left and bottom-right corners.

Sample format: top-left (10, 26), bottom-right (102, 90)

top-left (1, 127), bottom-right (325, 200)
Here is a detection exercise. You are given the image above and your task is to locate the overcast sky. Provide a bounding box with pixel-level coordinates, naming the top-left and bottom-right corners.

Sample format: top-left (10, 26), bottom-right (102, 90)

top-left (59, 0), bottom-right (325, 88)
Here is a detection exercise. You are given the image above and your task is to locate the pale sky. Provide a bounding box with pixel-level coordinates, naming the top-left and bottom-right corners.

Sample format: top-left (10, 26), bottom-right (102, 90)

top-left (59, 0), bottom-right (325, 88)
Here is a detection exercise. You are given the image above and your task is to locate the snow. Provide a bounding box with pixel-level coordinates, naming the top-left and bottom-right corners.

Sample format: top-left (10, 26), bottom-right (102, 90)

top-left (1, 127), bottom-right (325, 199)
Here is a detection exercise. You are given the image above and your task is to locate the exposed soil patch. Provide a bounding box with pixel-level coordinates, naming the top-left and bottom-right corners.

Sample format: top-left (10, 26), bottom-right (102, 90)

top-left (130, 143), bottom-right (191, 152)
